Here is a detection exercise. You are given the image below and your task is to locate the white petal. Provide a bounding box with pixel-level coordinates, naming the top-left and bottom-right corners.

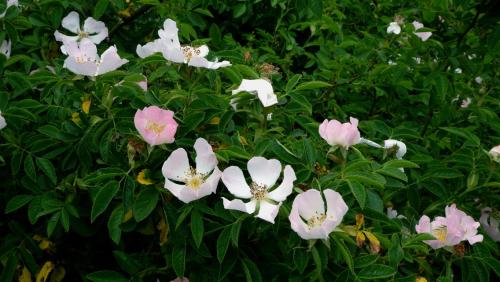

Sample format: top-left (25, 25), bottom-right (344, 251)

top-left (162, 148), bottom-right (190, 182)
top-left (222, 198), bottom-right (256, 214)
top-left (387, 22), bottom-right (401, 35)
top-left (187, 56), bottom-right (231, 69)
top-left (0, 40), bottom-right (11, 59)
top-left (136, 40), bottom-right (164, 58)
top-left (62, 11), bottom-right (81, 33)
top-left (267, 165), bottom-right (296, 202)
top-left (158, 19), bottom-right (181, 50)
top-left (0, 113), bottom-right (7, 130)
top-left (297, 189), bottom-right (325, 220)
top-left (221, 166), bottom-right (252, 199)
top-left (54, 31), bottom-right (79, 43)
top-left (232, 79), bottom-right (276, 107)
top-left (247, 157), bottom-right (281, 188)
top-left (63, 57), bottom-right (98, 76)
top-left (194, 138), bottom-right (217, 175)
top-left (324, 189), bottom-right (348, 227)
top-left (256, 201), bottom-right (281, 223)
top-left (289, 201), bottom-right (311, 239)
top-left (164, 178), bottom-right (190, 203)
top-left (194, 45), bottom-right (210, 58)
top-left (359, 138), bottom-right (382, 148)
top-left (75, 38), bottom-right (99, 61)
top-left (97, 46), bottom-right (128, 75)
top-left (204, 166), bottom-right (222, 194)
top-left (163, 48), bottom-right (185, 63)
top-left (83, 17), bottom-right (108, 44)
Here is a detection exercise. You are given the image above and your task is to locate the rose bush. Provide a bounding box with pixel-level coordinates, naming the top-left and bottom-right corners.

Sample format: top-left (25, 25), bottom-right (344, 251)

top-left (1, 0), bottom-right (499, 281)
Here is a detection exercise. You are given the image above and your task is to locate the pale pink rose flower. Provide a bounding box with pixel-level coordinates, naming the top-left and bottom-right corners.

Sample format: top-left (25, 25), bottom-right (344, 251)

top-left (480, 208), bottom-right (500, 242)
top-left (134, 106), bottom-right (178, 146)
top-left (221, 157), bottom-right (296, 224)
top-left (289, 189), bottom-right (348, 240)
top-left (62, 38), bottom-right (128, 76)
top-left (415, 204), bottom-right (483, 249)
top-left (162, 138), bottom-right (221, 203)
top-left (488, 145), bottom-right (500, 163)
top-left (319, 117), bottom-right (361, 148)
top-left (136, 19), bottom-right (230, 69)
top-left (137, 76), bottom-right (148, 91)
top-left (412, 21), bottom-right (432, 42)
top-left (387, 207), bottom-right (406, 219)
top-left (54, 11), bottom-right (108, 46)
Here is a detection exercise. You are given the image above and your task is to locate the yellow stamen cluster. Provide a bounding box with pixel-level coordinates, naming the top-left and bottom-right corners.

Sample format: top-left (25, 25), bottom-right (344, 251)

top-left (433, 227), bottom-right (447, 242)
top-left (250, 182), bottom-right (267, 200)
top-left (181, 46), bottom-right (201, 61)
top-left (146, 121), bottom-right (166, 134)
top-left (184, 167), bottom-right (206, 190)
top-left (78, 31), bottom-right (89, 39)
top-left (307, 213), bottom-right (327, 229)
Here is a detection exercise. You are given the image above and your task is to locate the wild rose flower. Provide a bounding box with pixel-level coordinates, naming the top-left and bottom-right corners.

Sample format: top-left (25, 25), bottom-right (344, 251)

top-left (0, 111), bottom-right (6, 130)
top-left (415, 204), bottom-right (483, 249)
top-left (384, 139), bottom-right (407, 159)
top-left (137, 76), bottom-right (148, 91)
top-left (460, 98), bottom-right (472, 108)
top-left (54, 11), bottom-right (108, 46)
top-left (136, 19), bottom-right (230, 69)
top-left (0, 39), bottom-right (11, 59)
top-left (489, 145), bottom-right (500, 163)
top-left (387, 207), bottom-right (406, 219)
top-left (480, 208), bottom-right (500, 242)
top-left (162, 138), bottom-right (221, 203)
top-left (475, 76), bottom-right (482, 84)
top-left (289, 189), bottom-right (348, 240)
top-left (231, 79), bottom-right (277, 109)
top-left (0, 0), bottom-right (18, 18)
top-left (412, 21), bottom-right (432, 42)
top-left (387, 22), bottom-right (401, 34)
top-left (134, 106), bottom-right (178, 146)
top-left (62, 38), bottom-right (128, 76)
top-left (221, 157), bottom-right (296, 223)
top-left (319, 117), bottom-right (361, 149)
top-left (454, 68), bottom-right (462, 74)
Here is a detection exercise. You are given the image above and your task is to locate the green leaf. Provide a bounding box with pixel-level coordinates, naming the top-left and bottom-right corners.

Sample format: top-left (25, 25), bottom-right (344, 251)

top-left (294, 80), bottom-right (332, 91)
top-left (24, 154), bottom-right (36, 181)
top-left (133, 188), bottom-right (159, 222)
top-left (285, 74), bottom-right (302, 93)
top-left (230, 220), bottom-right (242, 247)
top-left (93, 0), bottom-right (109, 19)
top-left (172, 243), bottom-right (186, 277)
top-left (191, 210), bottom-right (204, 248)
top-left (91, 181), bottom-right (120, 222)
top-left (241, 258), bottom-right (262, 282)
top-left (0, 253), bottom-right (18, 282)
top-left (347, 180), bottom-right (366, 209)
top-left (357, 264), bottom-right (396, 279)
top-left (36, 157), bottom-right (57, 184)
top-left (216, 226), bottom-right (232, 263)
top-left (332, 236), bottom-right (354, 272)
top-left (108, 205), bottom-right (124, 245)
top-left (440, 127), bottom-right (480, 146)
top-left (383, 159), bottom-right (419, 169)
top-left (87, 270), bottom-right (127, 282)
top-left (47, 211), bottom-right (60, 237)
top-left (5, 194), bottom-right (33, 213)
top-left (61, 208), bottom-right (70, 232)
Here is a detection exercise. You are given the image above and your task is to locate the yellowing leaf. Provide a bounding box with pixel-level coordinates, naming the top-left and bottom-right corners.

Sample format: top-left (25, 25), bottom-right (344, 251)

top-left (81, 100), bottom-right (91, 114)
top-left (209, 117), bottom-right (220, 125)
top-left (36, 261), bottom-right (54, 282)
top-left (19, 266), bottom-right (32, 282)
top-left (136, 169), bottom-right (153, 185)
top-left (123, 209), bottom-right (134, 222)
top-left (356, 231), bottom-right (366, 247)
top-left (355, 213), bottom-right (364, 229)
top-left (49, 266), bottom-right (65, 282)
top-left (33, 235), bottom-right (54, 252)
top-left (71, 112), bottom-right (80, 124)
top-left (342, 225), bottom-right (358, 236)
top-left (239, 136), bottom-right (248, 145)
top-left (363, 231), bottom-right (381, 253)
top-left (157, 218), bottom-right (169, 246)
top-left (416, 277), bottom-right (428, 282)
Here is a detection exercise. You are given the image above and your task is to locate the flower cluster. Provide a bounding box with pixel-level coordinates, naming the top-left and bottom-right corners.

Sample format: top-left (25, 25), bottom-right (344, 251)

top-left (416, 204), bottom-right (483, 249)
top-left (54, 11), bottom-right (128, 76)
top-left (387, 18), bottom-right (432, 42)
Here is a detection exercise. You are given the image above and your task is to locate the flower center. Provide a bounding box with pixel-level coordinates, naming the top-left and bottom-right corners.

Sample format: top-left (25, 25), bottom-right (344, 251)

top-left (184, 167), bottom-right (205, 190)
top-left (307, 213), bottom-right (327, 229)
top-left (250, 182), bottom-right (268, 201)
top-left (75, 55), bottom-right (93, 64)
top-left (433, 227), bottom-right (447, 242)
top-left (78, 30), bottom-right (89, 39)
top-left (181, 46), bottom-right (201, 61)
top-left (146, 121), bottom-right (165, 134)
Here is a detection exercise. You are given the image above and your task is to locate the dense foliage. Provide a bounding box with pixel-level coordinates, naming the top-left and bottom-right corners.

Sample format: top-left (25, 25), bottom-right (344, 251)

top-left (1, 0), bottom-right (500, 281)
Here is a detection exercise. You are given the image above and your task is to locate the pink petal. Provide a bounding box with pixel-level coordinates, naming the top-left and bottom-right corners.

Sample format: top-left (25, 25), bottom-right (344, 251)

top-left (267, 165), bottom-right (296, 202)
top-left (221, 166), bottom-right (252, 199)
top-left (247, 157), bottom-right (282, 188)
